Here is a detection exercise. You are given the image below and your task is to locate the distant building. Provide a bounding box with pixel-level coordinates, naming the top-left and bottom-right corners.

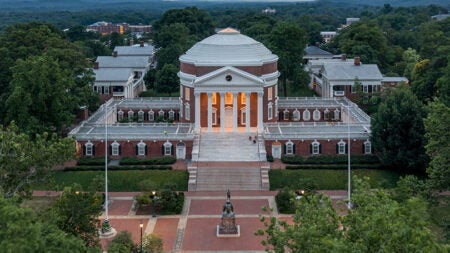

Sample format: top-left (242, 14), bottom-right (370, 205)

top-left (338, 17), bottom-right (360, 30)
top-left (320, 31), bottom-right (337, 43)
top-left (86, 21), bottom-right (152, 35)
top-left (262, 8), bottom-right (276, 14)
top-left (303, 45), bottom-right (334, 64)
top-left (381, 76), bottom-right (409, 90)
top-left (93, 43), bottom-right (154, 102)
top-left (431, 13), bottom-right (450, 20)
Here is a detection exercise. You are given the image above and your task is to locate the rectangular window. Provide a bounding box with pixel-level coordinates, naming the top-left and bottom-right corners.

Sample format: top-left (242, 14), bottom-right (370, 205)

top-left (351, 85), bottom-right (356, 93)
top-left (312, 144), bottom-right (320, 154)
top-left (104, 86), bottom-right (110, 94)
top-left (365, 143), bottom-right (372, 154)
top-left (283, 111), bottom-right (289, 120)
top-left (112, 145), bottom-right (119, 156)
top-left (86, 145), bottom-right (93, 156)
top-left (185, 104), bottom-right (190, 120)
top-left (286, 144), bottom-right (293, 154)
top-left (138, 112), bottom-right (144, 122)
top-left (268, 104), bottom-right (273, 120)
top-left (363, 85), bottom-right (368, 93)
top-left (138, 145), bottom-right (145, 156)
top-left (241, 93), bottom-right (246, 104)
top-left (338, 143), bottom-right (346, 154)
top-left (185, 87), bottom-right (190, 101)
top-left (164, 145), bottom-right (171, 155)
top-left (268, 87), bottom-right (273, 101)
top-left (148, 112), bottom-right (154, 121)
top-left (212, 93), bottom-right (217, 105)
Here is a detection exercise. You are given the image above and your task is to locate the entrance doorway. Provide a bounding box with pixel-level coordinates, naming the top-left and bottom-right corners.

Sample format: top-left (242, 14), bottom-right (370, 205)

top-left (224, 106), bottom-right (233, 128)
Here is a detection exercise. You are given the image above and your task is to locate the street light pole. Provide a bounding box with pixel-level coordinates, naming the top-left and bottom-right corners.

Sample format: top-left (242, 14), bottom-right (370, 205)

top-left (140, 220), bottom-right (143, 253)
top-left (103, 104), bottom-right (111, 231)
top-left (346, 104), bottom-right (352, 209)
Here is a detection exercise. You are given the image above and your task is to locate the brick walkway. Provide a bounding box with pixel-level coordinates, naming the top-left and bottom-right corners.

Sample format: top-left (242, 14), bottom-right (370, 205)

top-left (91, 190), bottom-right (348, 252)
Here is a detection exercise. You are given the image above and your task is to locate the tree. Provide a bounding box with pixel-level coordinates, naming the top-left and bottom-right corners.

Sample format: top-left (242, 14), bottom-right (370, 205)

top-left (154, 64), bottom-right (179, 95)
top-left (0, 196), bottom-right (88, 252)
top-left (267, 23), bottom-right (308, 97)
top-left (108, 231), bottom-right (138, 253)
top-left (370, 85), bottom-right (427, 171)
top-left (6, 55), bottom-right (78, 135)
top-left (259, 177), bottom-right (445, 252)
top-left (143, 233), bottom-right (164, 253)
top-left (0, 123), bottom-right (75, 198)
top-left (424, 99), bottom-right (450, 191)
top-left (52, 184), bottom-right (103, 248)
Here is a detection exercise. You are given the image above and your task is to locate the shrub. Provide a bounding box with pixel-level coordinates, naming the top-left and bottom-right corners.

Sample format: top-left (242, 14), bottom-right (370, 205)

top-left (275, 187), bottom-right (295, 214)
top-left (143, 233), bottom-right (163, 253)
top-left (282, 155), bottom-right (380, 165)
top-left (108, 231), bottom-right (138, 253)
top-left (64, 165), bottom-right (172, 171)
top-left (266, 154), bottom-right (274, 162)
top-left (135, 193), bottom-right (152, 208)
top-left (76, 157), bottom-right (108, 166)
top-left (154, 190), bottom-right (184, 215)
top-left (120, 157), bottom-right (176, 165)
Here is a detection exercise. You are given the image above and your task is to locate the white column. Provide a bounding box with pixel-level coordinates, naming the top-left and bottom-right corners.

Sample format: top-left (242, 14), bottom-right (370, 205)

top-left (207, 92), bottom-right (212, 132)
top-left (245, 92), bottom-right (250, 133)
top-left (194, 92), bottom-right (200, 133)
top-left (220, 92), bottom-right (225, 132)
top-left (232, 92), bottom-right (238, 132)
top-left (257, 91), bottom-right (263, 132)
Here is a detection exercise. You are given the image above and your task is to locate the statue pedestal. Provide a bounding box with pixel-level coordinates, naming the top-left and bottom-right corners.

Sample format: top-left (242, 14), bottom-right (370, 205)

top-left (216, 225), bottom-right (240, 238)
top-left (217, 216), bottom-right (240, 237)
top-left (99, 227), bottom-right (117, 239)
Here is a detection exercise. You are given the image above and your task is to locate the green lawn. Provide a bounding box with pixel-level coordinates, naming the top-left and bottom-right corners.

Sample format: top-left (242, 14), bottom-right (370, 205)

top-left (34, 170), bottom-right (188, 192)
top-left (269, 169), bottom-right (400, 190)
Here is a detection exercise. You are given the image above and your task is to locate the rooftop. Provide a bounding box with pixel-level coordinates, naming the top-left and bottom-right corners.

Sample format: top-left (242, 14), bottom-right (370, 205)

top-left (96, 56), bottom-right (150, 69)
top-left (113, 45), bottom-right (154, 56)
top-left (94, 68), bottom-right (132, 82)
top-left (322, 63), bottom-right (383, 81)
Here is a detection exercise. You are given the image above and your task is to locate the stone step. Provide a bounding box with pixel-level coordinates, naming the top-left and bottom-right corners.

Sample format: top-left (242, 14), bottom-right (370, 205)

top-left (195, 167), bottom-right (261, 191)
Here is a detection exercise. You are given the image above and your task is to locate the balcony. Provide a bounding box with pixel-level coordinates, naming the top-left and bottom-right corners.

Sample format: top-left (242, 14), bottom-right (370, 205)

top-left (334, 91), bottom-right (345, 96)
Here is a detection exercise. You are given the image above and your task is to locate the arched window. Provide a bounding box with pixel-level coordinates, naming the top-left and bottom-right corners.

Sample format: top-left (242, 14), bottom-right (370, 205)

top-left (137, 141), bottom-right (147, 156)
top-left (283, 110), bottom-right (290, 120)
top-left (324, 109), bottom-right (330, 121)
top-left (168, 110), bottom-right (175, 120)
top-left (293, 109), bottom-right (300, 121)
top-left (111, 141), bottom-right (121, 156)
top-left (84, 141), bottom-right (94, 156)
top-left (118, 110), bottom-right (124, 121)
top-left (313, 109), bottom-right (321, 121)
top-left (138, 110), bottom-right (144, 122)
top-left (303, 109), bottom-right (311, 121)
top-left (337, 140), bottom-right (347, 154)
top-left (128, 110), bottom-right (134, 120)
top-left (148, 110), bottom-right (155, 122)
top-left (334, 109), bottom-right (340, 121)
top-left (285, 140), bottom-right (295, 155)
top-left (158, 110), bottom-right (165, 120)
top-left (163, 141), bottom-right (172, 156)
top-left (310, 140), bottom-right (321, 155)
top-left (364, 140), bottom-right (372, 154)
top-left (185, 103), bottom-right (190, 120)
top-left (268, 102), bottom-right (273, 120)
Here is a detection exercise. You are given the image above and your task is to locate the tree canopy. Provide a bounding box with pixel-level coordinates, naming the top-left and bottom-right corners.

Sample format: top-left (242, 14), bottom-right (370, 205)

top-left (0, 123), bottom-right (75, 198)
top-left (259, 177), bottom-right (445, 252)
top-left (370, 85), bottom-right (427, 171)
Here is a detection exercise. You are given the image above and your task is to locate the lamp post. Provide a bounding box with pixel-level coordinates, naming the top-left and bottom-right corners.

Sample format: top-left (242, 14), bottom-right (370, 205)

top-left (345, 104), bottom-right (352, 209)
top-left (103, 103), bottom-right (111, 233)
top-left (139, 220), bottom-right (143, 253)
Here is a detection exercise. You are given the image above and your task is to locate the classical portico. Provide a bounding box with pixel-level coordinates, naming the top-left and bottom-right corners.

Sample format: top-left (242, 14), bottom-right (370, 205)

top-left (178, 28), bottom-right (279, 133)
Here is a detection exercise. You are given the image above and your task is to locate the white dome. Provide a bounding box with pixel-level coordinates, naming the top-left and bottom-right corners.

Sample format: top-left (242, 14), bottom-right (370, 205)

top-left (179, 28), bottom-right (278, 66)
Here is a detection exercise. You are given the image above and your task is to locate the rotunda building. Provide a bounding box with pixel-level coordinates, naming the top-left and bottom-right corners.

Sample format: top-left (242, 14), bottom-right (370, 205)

top-left (178, 28), bottom-right (279, 133)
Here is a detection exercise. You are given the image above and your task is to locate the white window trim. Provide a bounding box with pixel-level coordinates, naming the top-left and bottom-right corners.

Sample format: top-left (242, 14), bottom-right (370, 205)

top-left (111, 141), bottom-right (120, 156)
top-left (283, 110), bottom-right (289, 120)
top-left (85, 142), bottom-right (93, 156)
top-left (118, 110), bottom-right (124, 121)
top-left (128, 110), bottom-right (134, 119)
top-left (185, 87), bottom-right (190, 101)
top-left (168, 110), bottom-right (175, 120)
top-left (286, 141), bottom-right (294, 155)
top-left (364, 140), bottom-right (372, 154)
top-left (268, 102), bottom-right (273, 120)
top-left (303, 110), bottom-right (311, 121)
top-left (338, 140), bottom-right (346, 154)
top-left (148, 110), bottom-right (155, 121)
top-left (185, 103), bottom-right (190, 120)
top-left (137, 141), bottom-right (146, 156)
top-left (334, 109), bottom-right (340, 121)
top-left (293, 109), bottom-right (300, 121)
top-left (163, 141), bottom-right (172, 156)
top-left (241, 107), bottom-right (247, 125)
top-left (312, 141), bottom-right (320, 155)
top-left (158, 110), bottom-right (165, 119)
top-left (313, 109), bottom-right (321, 121)
top-left (324, 109), bottom-right (330, 121)
top-left (138, 110), bottom-right (144, 122)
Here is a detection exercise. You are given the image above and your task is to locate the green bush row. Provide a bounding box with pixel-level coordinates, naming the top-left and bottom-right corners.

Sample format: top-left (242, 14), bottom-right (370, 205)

top-left (64, 165), bottom-right (172, 171)
top-left (285, 164), bottom-right (384, 170)
top-left (282, 155), bottom-right (380, 165)
top-left (119, 156), bottom-right (176, 165)
top-left (76, 157), bottom-right (109, 165)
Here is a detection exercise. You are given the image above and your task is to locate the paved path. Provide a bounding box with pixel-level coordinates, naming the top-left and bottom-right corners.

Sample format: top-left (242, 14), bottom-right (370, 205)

top-left (89, 190), bottom-right (348, 252)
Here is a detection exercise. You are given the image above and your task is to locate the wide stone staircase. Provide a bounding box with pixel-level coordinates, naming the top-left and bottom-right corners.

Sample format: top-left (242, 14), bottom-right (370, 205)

top-left (188, 130), bottom-right (270, 191)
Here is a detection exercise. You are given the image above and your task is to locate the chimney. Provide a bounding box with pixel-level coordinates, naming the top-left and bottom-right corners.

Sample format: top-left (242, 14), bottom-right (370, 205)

top-left (341, 54), bottom-right (347, 61)
top-left (354, 56), bottom-right (360, 66)
top-left (94, 61), bottom-right (99, 69)
top-left (113, 51), bottom-right (118, 57)
top-left (130, 39), bottom-right (134, 46)
top-left (140, 41), bottom-right (144, 47)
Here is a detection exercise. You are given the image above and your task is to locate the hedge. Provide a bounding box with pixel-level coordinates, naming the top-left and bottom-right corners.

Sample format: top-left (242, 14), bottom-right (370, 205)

top-left (282, 155), bottom-right (380, 165)
top-left (285, 164), bottom-right (384, 170)
top-left (77, 157), bottom-right (109, 166)
top-left (120, 157), bottom-right (176, 165)
top-left (64, 165), bottom-right (172, 171)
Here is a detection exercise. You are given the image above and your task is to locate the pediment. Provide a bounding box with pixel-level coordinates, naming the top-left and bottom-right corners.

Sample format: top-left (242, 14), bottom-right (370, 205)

top-left (194, 66), bottom-right (264, 86)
